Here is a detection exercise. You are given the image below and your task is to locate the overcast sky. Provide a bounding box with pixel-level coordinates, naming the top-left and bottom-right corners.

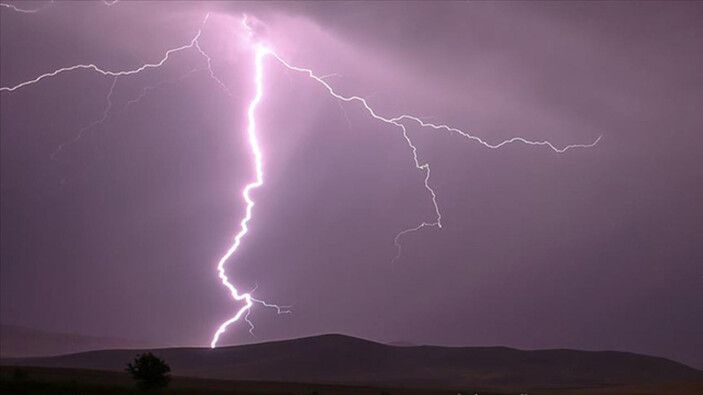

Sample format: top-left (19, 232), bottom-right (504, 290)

top-left (1, 1), bottom-right (701, 368)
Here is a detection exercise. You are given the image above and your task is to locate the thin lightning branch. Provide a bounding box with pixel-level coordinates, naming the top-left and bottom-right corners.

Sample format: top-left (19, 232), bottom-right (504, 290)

top-left (54, 67), bottom-right (209, 159)
top-left (390, 115), bottom-right (604, 153)
top-left (120, 67), bottom-right (207, 114)
top-left (238, 282), bottom-right (293, 336)
top-left (0, 1), bottom-right (120, 14)
top-left (264, 54), bottom-right (446, 263)
top-left (0, 45), bottom-right (194, 92)
top-left (243, 307), bottom-right (255, 336)
top-left (251, 296), bottom-right (292, 315)
top-left (9, 13), bottom-right (232, 154)
top-left (318, 73), bottom-right (341, 81)
top-left (0, 2), bottom-right (42, 13)
top-left (194, 39), bottom-right (235, 97)
top-left (54, 57), bottom-right (233, 157)
top-left (264, 52), bottom-right (601, 262)
top-left (0, 14), bottom-right (211, 93)
top-left (336, 101), bottom-right (354, 132)
top-left (51, 76), bottom-right (118, 159)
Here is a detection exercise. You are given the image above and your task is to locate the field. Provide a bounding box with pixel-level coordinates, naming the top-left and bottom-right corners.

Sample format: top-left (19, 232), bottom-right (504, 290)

top-left (2, 366), bottom-right (703, 395)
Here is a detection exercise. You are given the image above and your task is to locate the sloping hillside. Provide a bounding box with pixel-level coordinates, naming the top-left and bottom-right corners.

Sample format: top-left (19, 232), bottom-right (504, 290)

top-left (0, 325), bottom-right (159, 358)
top-left (3, 334), bottom-right (701, 390)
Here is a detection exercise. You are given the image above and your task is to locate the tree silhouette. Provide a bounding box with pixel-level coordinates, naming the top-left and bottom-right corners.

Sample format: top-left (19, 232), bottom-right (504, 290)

top-left (126, 352), bottom-right (171, 390)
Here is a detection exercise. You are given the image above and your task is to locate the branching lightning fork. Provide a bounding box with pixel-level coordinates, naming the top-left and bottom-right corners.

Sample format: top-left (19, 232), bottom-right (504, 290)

top-left (0, 12), bottom-right (290, 346)
top-left (0, 2), bottom-right (42, 13)
top-left (0, 8), bottom-right (600, 349)
top-left (0, 1), bottom-right (119, 14)
top-left (261, 51), bottom-right (601, 263)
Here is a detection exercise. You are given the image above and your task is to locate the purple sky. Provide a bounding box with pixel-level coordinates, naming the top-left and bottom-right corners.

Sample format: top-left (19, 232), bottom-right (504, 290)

top-left (1, 1), bottom-right (701, 368)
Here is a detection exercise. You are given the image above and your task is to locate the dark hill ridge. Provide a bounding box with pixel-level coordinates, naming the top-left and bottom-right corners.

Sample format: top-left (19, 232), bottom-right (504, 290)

top-left (2, 334), bottom-right (701, 389)
top-left (0, 324), bottom-right (160, 358)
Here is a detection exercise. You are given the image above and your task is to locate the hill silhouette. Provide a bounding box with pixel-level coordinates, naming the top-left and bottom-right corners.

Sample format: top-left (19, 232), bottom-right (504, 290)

top-left (2, 333), bottom-right (701, 390)
top-left (0, 325), bottom-right (160, 359)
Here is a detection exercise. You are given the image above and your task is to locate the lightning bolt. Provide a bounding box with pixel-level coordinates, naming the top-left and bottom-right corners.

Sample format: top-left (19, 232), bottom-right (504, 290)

top-left (209, 43), bottom-right (295, 349)
top-left (262, 52), bottom-right (601, 263)
top-left (52, 66), bottom-right (211, 160)
top-left (0, 1), bottom-right (118, 14)
top-left (119, 66), bottom-right (207, 117)
top-left (0, 35), bottom-right (198, 93)
top-left (1, 8), bottom-right (600, 349)
top-left (0, 2), bottom-right (43, 14)
top-left (1, 11), bottom-right (290, 347)
top-left (51, 76), bottom-right (118, 159)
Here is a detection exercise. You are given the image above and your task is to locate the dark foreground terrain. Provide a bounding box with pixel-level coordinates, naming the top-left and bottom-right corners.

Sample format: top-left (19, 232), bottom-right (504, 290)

top-left (2, 366), bottom-right (702, 395)
top-left (2, 334), bottom-right (702, 394)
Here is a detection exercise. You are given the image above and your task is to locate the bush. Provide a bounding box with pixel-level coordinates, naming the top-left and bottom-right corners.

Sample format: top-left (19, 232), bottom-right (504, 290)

top-left (126, 352), bottom-right (171, 390)
top-left (11, 367), bottom-right (28, 381)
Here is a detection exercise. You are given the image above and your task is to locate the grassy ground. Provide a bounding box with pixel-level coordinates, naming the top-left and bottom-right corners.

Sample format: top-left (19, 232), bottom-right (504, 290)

top-left (2, 366), bottom-right (702, 395)
top-left (0, 366), bottom-right (457, 395)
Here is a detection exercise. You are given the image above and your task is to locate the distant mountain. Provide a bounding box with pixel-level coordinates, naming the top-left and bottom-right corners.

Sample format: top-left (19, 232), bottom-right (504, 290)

top-left (2, 334), bottom-right (702, 390)
top-left (0, 324), bottom-right (159, 358)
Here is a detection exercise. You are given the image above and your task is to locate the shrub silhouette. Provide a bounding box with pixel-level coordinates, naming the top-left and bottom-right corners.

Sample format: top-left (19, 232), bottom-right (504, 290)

top-left (11, 367), bottom-right (28, 381)
top-left (126, 352), bottom-right (171, 390)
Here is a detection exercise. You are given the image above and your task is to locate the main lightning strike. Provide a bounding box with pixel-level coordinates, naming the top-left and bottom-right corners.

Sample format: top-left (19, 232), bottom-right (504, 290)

top-left (210, 44), bottom-right (288, 348)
